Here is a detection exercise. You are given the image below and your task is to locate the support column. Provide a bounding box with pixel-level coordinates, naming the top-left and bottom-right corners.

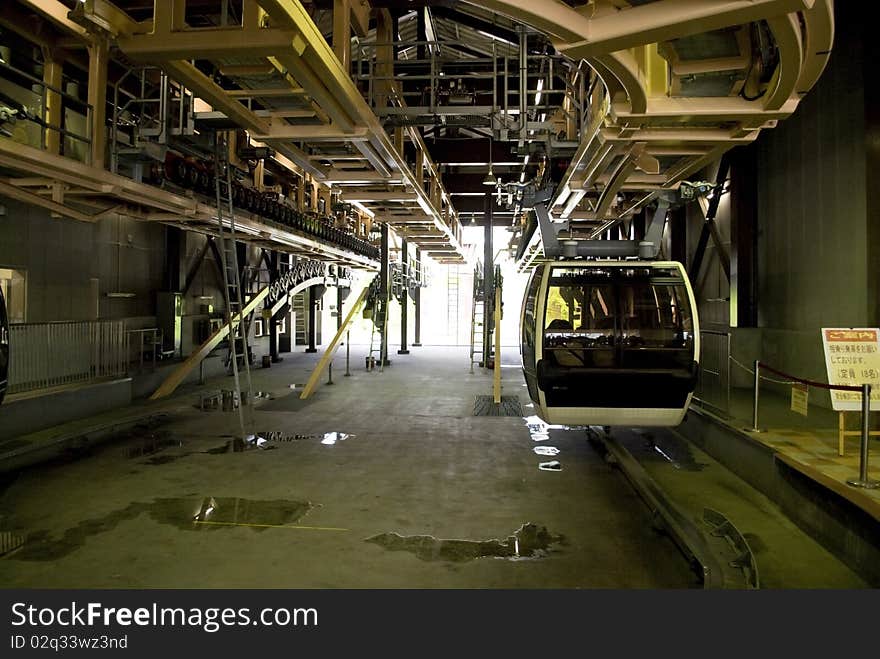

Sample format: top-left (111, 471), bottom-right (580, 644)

top-left (306, 285), bottom-right (318, 353)
top-left (398, 238), bottom-right (409, 354)
top-left (729, 143), bottom-right (758, 327)
top-left (87, 38), bottom-right (109, 169)
top-left (412, 247), bottom-right (422, 346)
top-left (333, 0), bottom-right (351, 72)
top-left (334, 285), bottom-right (343, 331)
top-left (380, 222), bottom-right (390, 365)
top-left (482, 192), bottom-right (494, 367)
top-left (164, 226), bottom-right (184, 292)
top-left (42, 52), bottom-right (62, 155)
top-left (269, 252), bottom-right (283, 362)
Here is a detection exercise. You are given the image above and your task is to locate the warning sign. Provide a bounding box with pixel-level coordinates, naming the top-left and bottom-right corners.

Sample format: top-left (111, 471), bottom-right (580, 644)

top-left (821, 328), bottom-right (880, 411)
top-left (790, 383), bottom-right (809, 416)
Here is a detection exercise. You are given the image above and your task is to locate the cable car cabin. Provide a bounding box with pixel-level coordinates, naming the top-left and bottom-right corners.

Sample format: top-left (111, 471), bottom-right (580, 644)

top-left (520, 261), bottom-right (699, 427)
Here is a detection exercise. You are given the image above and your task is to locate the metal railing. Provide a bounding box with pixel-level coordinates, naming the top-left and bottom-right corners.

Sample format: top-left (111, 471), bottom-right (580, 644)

top-left (7, 320), bottom-right (127, 395)
top-left (125, 327), bottom-right (162, 374)
top-left (750, 360), bottom-right (878, 489)
top-left (693, 329), bottom-right (731, 416)
top-left (0, 59), bottom-right (93, 162)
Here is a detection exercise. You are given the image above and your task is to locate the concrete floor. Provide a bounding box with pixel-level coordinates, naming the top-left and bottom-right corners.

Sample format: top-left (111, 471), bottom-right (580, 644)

top-left (0, 345), bottom-right (697, 588)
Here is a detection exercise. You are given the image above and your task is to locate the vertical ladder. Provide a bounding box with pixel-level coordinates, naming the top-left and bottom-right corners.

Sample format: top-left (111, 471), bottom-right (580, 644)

top-left (292, 292), bottom-right (307, 345)
top-left (469, 290), bottom-right (484, 373)
top-left (367, 294), bottom-right (386, 371)
top-left (447, 265), bottom-right (459, 344)
top-left (213, 131), bottom-right (253, 437)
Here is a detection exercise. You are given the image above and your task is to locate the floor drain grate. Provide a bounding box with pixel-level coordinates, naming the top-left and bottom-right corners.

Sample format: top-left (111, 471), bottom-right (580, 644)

top-left (473, 395), bottom-right (523, 417)
top-left (0, 530), bottom-right (25, 557)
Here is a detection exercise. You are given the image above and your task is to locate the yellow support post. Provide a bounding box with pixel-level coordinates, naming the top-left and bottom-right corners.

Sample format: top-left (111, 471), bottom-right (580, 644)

top-left (493, 283), bottom-right (502, 404)
top-left (300, 282), bottom-right (372, 400)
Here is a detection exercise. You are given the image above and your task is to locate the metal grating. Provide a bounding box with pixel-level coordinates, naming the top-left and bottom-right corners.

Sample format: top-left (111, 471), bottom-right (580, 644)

top-left (473, 395), bottom-right (523, 417)
top-left (0, 530), bottom-right (25, 557)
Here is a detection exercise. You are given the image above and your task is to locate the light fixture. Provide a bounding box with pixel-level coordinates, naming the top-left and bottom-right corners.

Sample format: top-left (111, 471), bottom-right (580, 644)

top-left (483, 137), bottom-right (496, 185)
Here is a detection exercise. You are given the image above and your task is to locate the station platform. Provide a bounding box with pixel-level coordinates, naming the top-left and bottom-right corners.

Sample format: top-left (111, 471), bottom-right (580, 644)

top-left (693, 389), bottom-right (880, 519)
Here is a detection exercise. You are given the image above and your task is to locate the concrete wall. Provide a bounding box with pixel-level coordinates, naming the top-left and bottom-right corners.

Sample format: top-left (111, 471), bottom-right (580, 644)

top-left (0, 199), bottom-right (167, 322)
top-left (754, 7), bottom-right (870, 406)
top-left (682, 5), bottom-right (873, 408)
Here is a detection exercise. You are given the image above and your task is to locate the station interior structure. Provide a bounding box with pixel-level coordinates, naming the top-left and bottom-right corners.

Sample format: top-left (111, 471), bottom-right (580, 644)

top-left (0, 0), bottom-right (879, 589)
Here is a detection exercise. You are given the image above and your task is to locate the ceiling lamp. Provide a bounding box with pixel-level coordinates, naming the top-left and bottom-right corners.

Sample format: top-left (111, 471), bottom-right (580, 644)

top-left (482, 136), bottom-right (496, 185)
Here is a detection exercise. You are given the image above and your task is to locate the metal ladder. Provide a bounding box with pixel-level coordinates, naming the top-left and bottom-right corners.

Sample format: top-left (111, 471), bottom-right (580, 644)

top-left (213, 131), bottom-right (253, 437)
top-left (367, 298), bottom-right (386, 371)
top-left (447, 265), bottom-right (460, 343)
top-left (292, 292), bottom-right (307, 345)
top-left (469, 289), bottom-right (485, 373)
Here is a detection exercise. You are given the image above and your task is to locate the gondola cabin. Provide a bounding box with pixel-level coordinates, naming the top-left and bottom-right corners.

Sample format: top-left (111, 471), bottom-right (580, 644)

top-left (520, 261), bottom-right (699, 426)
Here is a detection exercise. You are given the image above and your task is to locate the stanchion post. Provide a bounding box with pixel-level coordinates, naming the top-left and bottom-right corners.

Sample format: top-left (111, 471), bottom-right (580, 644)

top-left (327, 361), bottom-right (334, 385)
top-left (847, 383), bottom-right (879, 489)
top-left (345, 330), bottom-right (351, 377)
top-left (751, 359), bottom-right (762, 432)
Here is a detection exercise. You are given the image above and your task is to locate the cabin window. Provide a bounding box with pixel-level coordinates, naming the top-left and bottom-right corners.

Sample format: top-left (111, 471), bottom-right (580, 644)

top-left (541, 266), bottom-right (693, 371)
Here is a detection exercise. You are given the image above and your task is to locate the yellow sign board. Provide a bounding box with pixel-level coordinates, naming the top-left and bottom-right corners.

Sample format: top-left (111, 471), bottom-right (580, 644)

top-left (790, 383), bottom-right (809, 416)
top-left (820, 328), bottom-right (880, 411)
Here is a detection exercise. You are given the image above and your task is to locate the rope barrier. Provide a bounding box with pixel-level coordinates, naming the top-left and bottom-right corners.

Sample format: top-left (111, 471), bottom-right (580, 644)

top-left (757, 361), bottom-right (863, 392)
top-left (729, 356), bottom-right (793, 385)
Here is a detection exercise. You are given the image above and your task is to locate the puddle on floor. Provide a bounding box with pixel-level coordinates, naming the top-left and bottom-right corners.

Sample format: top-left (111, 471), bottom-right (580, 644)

top-left (365, 523), bottom-right (564, 562)
top-left (8, 497), bottom-right (313, 562)
top-left (533, 446), bottom-right (560, 457)
top-left (538, 460), bottom-right (562, 471)
top-left (251, 431), bottom-right (354, 446)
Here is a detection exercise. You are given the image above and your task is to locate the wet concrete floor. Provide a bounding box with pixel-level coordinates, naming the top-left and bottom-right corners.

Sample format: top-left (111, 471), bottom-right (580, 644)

top-left (0, 346), bottom-right (715, 587)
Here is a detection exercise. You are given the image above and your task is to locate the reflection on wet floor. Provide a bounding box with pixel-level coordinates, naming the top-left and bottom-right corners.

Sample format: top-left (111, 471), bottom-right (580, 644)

top-left (252, 431), bottom-right (354, 446)
top-left (8, 497), bottom-right (313, 561)
top-left (525, 416), bottom-right (568, 470)
top-left (365, 523), bottom-right (564, 562)
top-left (632, 430), bottom-right (707, 471)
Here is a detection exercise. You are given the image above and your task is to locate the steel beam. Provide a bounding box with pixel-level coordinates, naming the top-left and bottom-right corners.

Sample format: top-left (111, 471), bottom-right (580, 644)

top-left (161, 61), bottom-right (270, 134)
top-left (120, 27), bottom-right (304, 61)
top-left (556, 0), bottom-right (811, 58)
top-left (87, 38), bottom-right (109, 169)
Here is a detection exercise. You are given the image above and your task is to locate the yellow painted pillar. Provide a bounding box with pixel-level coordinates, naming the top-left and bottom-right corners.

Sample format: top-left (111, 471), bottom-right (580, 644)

top-left (87, 38), bottom-right (109, 168)
top-left (333, 0), bottom-right (351, 72)
top-left (43, 55), bottom-right (63, 155)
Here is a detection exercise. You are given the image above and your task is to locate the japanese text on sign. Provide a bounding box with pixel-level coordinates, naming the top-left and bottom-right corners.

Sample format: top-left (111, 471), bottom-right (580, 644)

top-left (821, 328), bottom-right (880, 411)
